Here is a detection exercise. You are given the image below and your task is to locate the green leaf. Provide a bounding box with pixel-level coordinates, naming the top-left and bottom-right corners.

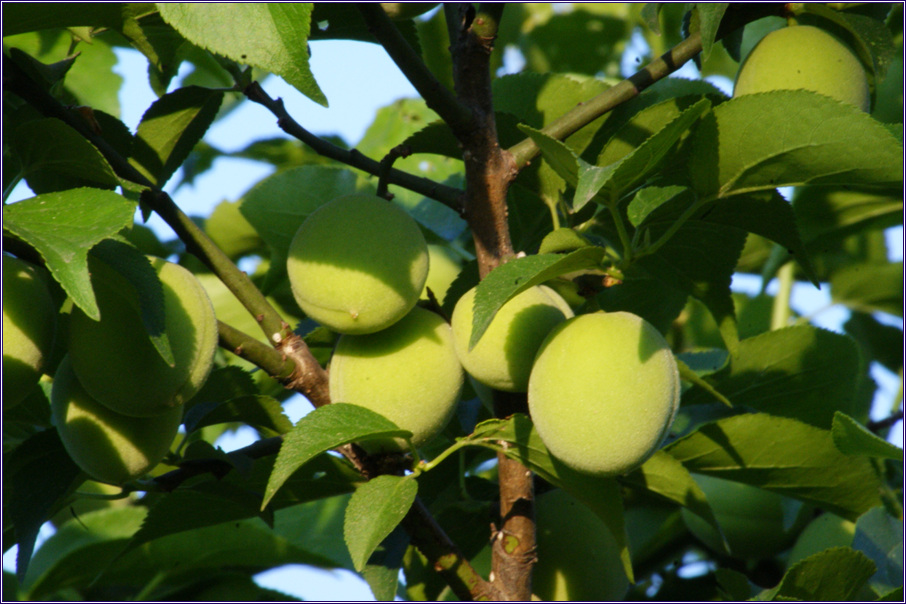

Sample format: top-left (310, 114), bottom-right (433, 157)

top-left (263, 404), bottom-right (411, 509)
top-left (493, 72), bottom-right (612, 154)
top-left (853, 507), bottom-right (904, 596)
top-left (239, 165), bottom-right (359, 291)
top-left (831, 261), bottom-right (903, 316)
top-left (627, 185), bottom-right (689, 227)
top-left (271, 493), bottom-right (356, 569)
top-left (4, 429), bottom-right (82, 583)
top-left (681, 325), bottom-right (863, 428)
top-left (695, 4), bottom-right (729, 62)
top-left (2, 3), bottom-right (129, 36)
top-left (227, 454), bottom-right (361, 512)
top-left (691, 91), bottom-right (903, 199)
top-left (129, 86), bottom-right (224, 187)
top-left (581, 97), bottom-right (710, 209)
top-left (518, 125), bottom-right (583, 187)
top-left (622, 451), bottom-right (725, 545)
top-left (22, 507), bottom-right (147, 600)
top-left (844, 312), bottom-right (903, 373)
top-left (516, 8), bottom-right (630, 77)
top-left (628, 200), bottom-right (746, 353)
top-left (595, 269), bottom-right (689, 335)
top-left (123, 482), bottom-right (273, 557)
top-left (697, 190), bottom-right (819, 286)
top-left (461, 414), bottom-right (634, 582)
top-left (832, 412), bottom-right (904, 460)
top-left (793, 186), bottom-right (903, 248)
top-left (666, 414), bottom-right (885, 521)
top-left (360, 526), bottom-right (409, 601)
top-left (12, 119), bottom-right (119, 194)
top-left (761, 547), bottom-right (876, 601)
top-left (344, 475), bottom-right (418, 572)
top-left (158, 4), bottom-right (326, 106)
top-left (537, 227), bottom-right (594, 254)
top-left (103, 516), bottom-right (340, 588)
top-left (469, 248), bottom-right (605, 349)
top-left (4, 30), bottom-right (123, 117)
top-left (2, 189), bottom-right (135, 321)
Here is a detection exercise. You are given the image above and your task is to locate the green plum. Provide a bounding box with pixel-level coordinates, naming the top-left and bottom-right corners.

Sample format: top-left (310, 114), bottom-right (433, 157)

top-left (51, 357), bottom-right (182, 485)
top-left (3, 255), bottom-right (57, 407)
top-left (734, 25), bottom-right (870, 111)
top-left (287, 194), bottom-right (429, 335)
top-left (451, 285), bottom-right (573, 392)
top-left (421, 244), bottom-right (462, 307)
top-left (787, 513), bottom-right (856, 567)
top-left (68, 256), bottom-right (217, 417)
top-left (528, 311), bottom-right (679, 476)
top-left (380, 3), bottom-right (438, 20)
top-left (329, 306), bottom-right (463, 450)
top-left (534, 489), bottom-right (630, 601)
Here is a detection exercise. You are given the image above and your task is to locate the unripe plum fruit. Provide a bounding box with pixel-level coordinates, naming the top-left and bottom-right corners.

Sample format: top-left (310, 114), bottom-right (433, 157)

top-left (528, 311), bottom-right (679, 476)
top-left (787, 512), bottom-right (856, 567)
top-left (420, 244), bottom-right (462, 307)
top-left (533, 489), bottom-right (630, 601)
top-left (380, 3), bottom-right (438, 20)
top-left (329, 306), bottom-right (463, 450)
top-left (3, 255), bottom-right (57, 407)
top-left (287, 194), bottom-right (428, 335)
top-left (682, 473), bottom-right (811, 559)
top-left (68, 256), bottom-right (217, 417)
top-left (734, 25), bottom-right (870, 111)
top-left (451, 285), bottom-right (573, 392)
top-left (51, 357), bottom-right (182, 485)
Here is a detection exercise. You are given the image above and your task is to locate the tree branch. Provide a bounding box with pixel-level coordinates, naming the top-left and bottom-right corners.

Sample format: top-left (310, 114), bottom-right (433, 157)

top-left (2, 54), bottom-right (288, 344)
top-left (243, 81), bottom-right (465, 213)
top-left (356, 3), bottom-right (474, 137)
top-left (449, 3), bottom-right (516, 277)
top-left (491, 394), bottom-right (536, 601)
top-left (506, 2), bottom-right (785, 169)
top-left (217, 320), bottom-right (295, 380)
top-left (507, 31), bottom-right (705, 169)
top-left (7, 39), bottom-right (494, 604)
top-left (443, 5), bottom-right (534, 600)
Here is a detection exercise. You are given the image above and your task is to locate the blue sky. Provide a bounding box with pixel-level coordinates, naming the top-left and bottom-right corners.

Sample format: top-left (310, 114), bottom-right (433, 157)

top-left (6, 16), bottom-right (903, 600)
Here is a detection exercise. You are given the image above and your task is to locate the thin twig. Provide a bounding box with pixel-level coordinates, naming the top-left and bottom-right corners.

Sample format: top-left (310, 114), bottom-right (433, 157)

top-left (356, 2), bottom-right (474, 137)
top-left (243, 81), bottom-right (465, 212)
top-left (2, 55), bottom-right (288, 343)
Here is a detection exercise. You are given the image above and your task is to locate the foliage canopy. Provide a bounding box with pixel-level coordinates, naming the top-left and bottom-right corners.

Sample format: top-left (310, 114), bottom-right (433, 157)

top-left (2, 3), bottom-right (903, 601)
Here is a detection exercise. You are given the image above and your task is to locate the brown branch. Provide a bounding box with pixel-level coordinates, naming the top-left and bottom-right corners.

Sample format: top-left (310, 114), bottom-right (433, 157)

top-left (491, 392), bottom-right (536, 601)
top-left (506, 3), bottom-right (786, 169)
top-left (450, 3), bottom-right (516, 278)
top-left (356, 3), bottom-right (474, 136)
top-left (243, 81), bottom-right (465, 213)
top-left (443, 5), bottom-right (535, 600)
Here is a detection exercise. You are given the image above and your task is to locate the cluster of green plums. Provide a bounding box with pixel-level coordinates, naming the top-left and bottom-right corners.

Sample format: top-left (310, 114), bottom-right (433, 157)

top-left (288, 193), bottom-right (681, 475)
top-left (3, 253), bottom-right (218, 485)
